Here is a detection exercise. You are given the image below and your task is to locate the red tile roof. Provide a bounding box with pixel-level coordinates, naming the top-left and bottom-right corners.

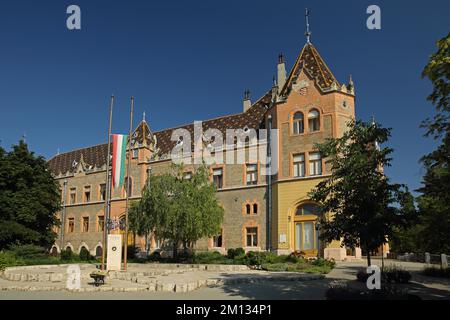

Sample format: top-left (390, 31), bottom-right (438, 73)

top-left (48, 92), bottom-right (271, 175)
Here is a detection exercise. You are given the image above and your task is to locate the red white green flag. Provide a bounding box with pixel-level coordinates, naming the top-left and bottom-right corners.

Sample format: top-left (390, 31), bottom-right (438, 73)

top-left (112, 134), bottom-right (128, 189)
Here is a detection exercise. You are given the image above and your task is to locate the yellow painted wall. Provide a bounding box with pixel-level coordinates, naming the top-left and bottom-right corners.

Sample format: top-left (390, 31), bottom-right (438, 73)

top-left (272, 176), bottom-right (340, 253)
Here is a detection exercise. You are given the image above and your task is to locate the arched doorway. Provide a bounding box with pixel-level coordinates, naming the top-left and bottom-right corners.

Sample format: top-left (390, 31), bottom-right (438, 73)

top-left (95, 246), bottom-right (103, 258)
top-left (51, 246), bottom-right (58, 256)
top-left (293, 203), bottom-right (320, 256)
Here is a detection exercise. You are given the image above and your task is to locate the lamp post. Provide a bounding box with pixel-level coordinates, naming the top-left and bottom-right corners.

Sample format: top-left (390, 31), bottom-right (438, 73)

top-left (145, 167), bottom-right (152, 254)
top-left (315, 222), bottom-right (321, 259)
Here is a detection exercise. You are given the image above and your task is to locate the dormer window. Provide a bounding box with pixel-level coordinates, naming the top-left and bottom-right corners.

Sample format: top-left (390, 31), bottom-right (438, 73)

top-left (293, 112), bottom-right (304, 134)
top-left (308, 109), bottom-right (320, 132)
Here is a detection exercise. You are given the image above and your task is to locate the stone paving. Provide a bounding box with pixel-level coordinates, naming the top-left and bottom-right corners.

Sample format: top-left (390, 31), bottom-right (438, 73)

top-left (0, 263), bottom-right (324, 293)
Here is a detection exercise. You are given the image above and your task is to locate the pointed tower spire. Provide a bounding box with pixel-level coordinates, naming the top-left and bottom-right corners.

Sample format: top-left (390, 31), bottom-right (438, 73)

top-left (143, 111), bottom-right (146, 122)
top-left (305, 8), bottom-right (311, 44)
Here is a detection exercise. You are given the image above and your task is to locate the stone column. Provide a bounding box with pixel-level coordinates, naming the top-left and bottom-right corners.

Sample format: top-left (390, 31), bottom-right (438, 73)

top-left (441, 254), bottom-right (448, 269)
top-left (425, 252), bottom-right (431, 265)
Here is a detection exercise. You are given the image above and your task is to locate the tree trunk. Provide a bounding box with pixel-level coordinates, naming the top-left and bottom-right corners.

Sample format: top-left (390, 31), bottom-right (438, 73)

top-left (367, 250), bottom-right (371, 267)
top-left (145, 234), bottom-right (149, 255)
top-left (173, 241), bottom-right (179, 260)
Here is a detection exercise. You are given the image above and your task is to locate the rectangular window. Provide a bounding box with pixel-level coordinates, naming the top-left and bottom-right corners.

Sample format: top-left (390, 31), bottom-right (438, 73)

top-left (213, 230), bottom-right (222, 247)
top-left (246, 227), bottom-right (258, 247)
top-left (293, 154), bottom-right (305, 177)
top-left (246, 164), bottom-right (258, 185)
top-left (303, 222), bottom-right (314, 250)
top-left (213, 168), bottom-right (223, 189)
top-left (68, 218), bottom-right (74, 233)
top-left (82, 217), bottom-right (89, 233)
top-left (309, 152), bottom-right (322, 176)
top-left (69, 188), bottom-right (76, 204)
top-left (97, 216), bottom-right (104, 232)
top-left (84, 186), bottom-right (91, 203)
top-left (132, 148), bottom-right (139, 159)
top-left (99, 184), bottom-right (106, 201)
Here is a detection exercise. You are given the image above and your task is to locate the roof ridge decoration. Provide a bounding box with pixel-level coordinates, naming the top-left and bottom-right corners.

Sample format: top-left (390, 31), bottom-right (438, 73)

top-left (280, 42), bottom-right (340, 96)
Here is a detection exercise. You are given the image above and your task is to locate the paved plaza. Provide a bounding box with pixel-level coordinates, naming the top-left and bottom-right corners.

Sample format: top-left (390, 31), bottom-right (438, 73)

top-left (0, 259), bottom-right (449, 300)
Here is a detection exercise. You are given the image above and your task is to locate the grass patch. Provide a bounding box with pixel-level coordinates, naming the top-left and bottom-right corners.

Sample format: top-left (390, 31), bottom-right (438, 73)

top-left (131, 249), bottom-right (335, 274)
top-left (261, 259), bottom-right (335, 274)
top-left (0, 245), bottom-right (99, 270)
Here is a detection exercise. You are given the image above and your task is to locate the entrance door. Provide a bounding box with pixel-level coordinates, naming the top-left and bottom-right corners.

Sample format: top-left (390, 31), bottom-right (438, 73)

top-left (294, 221), bottom-right (317, 254)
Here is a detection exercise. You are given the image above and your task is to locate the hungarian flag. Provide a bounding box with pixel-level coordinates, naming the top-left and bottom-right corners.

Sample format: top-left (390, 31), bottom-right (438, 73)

top-left (112, 134), bottom-right (128, 189)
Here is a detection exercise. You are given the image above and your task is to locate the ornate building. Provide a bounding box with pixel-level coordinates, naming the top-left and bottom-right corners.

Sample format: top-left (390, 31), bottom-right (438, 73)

top-left (48, 38), bottom-right (360, 261)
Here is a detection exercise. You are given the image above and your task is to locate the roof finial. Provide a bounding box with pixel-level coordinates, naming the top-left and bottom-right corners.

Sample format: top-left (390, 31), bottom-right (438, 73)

top-left (143, 111), bottom-right (146, 122)
top-left (305, 8), bottom-right (311, 44)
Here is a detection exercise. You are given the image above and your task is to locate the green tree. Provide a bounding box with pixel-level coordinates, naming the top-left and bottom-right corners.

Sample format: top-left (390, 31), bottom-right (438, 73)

top-left (131, 164), bottom-right (224, 258)
top-left (0, 140), bottom-right (61, 250)
top-left (309, 120), bottom-right (415, 266)
top-left (416, 32), bottom-right (450, 253)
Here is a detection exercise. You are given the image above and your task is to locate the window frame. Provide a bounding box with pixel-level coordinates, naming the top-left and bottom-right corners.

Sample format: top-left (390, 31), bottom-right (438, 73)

top-left (245, 163), bottom-right (258, 186)
top-left (212, 167), bottom-right (224, 189)
top-left (308, 108), bottom-right (321, 133)
top-left (309, 152), bottom-right (322, 176)
top-left (67, 217), bottom-right (75, 233)
top-left (292, 153), bottom-right (306, 177)
top-left (69, 187), bottom-right (77, 204)
top-left (292, 111), bottom-right (305, 135)
top-left (246, 227), bottom-right (258, 247)
top-left (82, 216), bottom-right (89, 233)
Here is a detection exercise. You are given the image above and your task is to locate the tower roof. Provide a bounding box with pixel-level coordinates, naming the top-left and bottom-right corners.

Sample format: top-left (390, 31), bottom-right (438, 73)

top-left (280, 42), bottom-right (339, 95)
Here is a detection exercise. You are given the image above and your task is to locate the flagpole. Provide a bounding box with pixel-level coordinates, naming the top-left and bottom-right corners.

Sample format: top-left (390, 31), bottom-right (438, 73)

top-left (124, 96), bottom-right (134, 271)
top-left (101, 95), bottom-right (114, 271)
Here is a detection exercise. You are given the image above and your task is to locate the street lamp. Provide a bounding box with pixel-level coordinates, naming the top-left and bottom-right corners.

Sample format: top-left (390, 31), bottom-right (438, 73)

top-left (315, 222), bottom-right (321, 259)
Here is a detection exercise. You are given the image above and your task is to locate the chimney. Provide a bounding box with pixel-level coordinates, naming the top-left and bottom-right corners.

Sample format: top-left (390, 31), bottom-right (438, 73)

top-left (243, 90), bottom-right (252, 112)
top-left (277, 53), bottom-right (286, 92)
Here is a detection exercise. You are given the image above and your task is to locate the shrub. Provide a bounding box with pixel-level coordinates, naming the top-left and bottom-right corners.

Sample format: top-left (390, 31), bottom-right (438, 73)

top-left (227, 248), bottom-right (245, 259)
top-left (8, 244), bottom-right (47, 259)
top-left (127, 246), bottom-right (138, 260)
top-left (60, 249), bottom-right (74, 261)
top-left (422, 266), bottom-right (450, 278)
top-left (246, 251), bottom-right (268, 266)
top-left (383, 266), bottom-right (411, 284)
top-left (175, 250), bottom-right (193, 262)
top-left (356, 266), bottom-right (411, 284)
top-left (193, 251), bottom-right (228, 264)
top-left (148, 251), bottom-right (161, 262)
top-left (356, 269), bottom-right (370, 282)
top-left (79, 247), bottom-right (92, 261)
top-left (0, 251), bottom-right (25, 270)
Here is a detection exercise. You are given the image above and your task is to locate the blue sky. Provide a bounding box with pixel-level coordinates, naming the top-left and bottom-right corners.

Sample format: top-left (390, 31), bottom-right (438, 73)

top-left (0, 0), bottom-right (448, 193)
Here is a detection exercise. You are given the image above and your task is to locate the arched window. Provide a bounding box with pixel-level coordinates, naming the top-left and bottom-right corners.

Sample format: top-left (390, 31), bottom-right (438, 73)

top-left (308, 109), bottom-right (320, 132)
top-left (253, 204), bottom-right (258, 214)
top-left (95, 246), bottom-right (103, 258)
top-left (295, 203), bottom-right (320, 216)
top-left (246, 204), bottom-right (251, 215)
top-left (293, 112), bottom-right (304, 134)
top-left (124, 177), bottom-right (132, 197)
